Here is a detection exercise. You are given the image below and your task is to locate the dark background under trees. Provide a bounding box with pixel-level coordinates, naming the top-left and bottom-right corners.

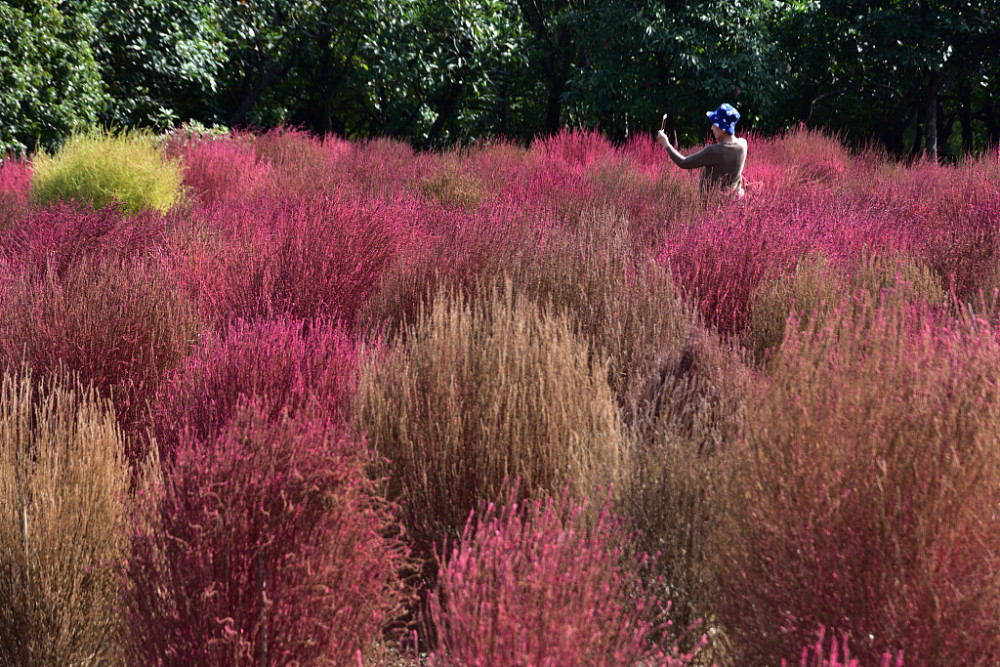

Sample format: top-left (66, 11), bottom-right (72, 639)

top-left (1, 0), bottom-right (996, 159)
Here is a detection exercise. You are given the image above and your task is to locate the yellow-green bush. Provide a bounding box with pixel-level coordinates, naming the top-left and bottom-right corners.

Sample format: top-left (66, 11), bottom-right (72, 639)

top-left (31, 130), bottom-right (184, 213)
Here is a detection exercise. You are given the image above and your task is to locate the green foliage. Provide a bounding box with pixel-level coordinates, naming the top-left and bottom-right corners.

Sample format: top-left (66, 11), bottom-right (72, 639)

top-left (31, 130), bottom-right (184, 213)
top-left (352, 0), bottom-right (526, 145)
top-left (569, 0), bottom-right (789, 142)
top-left (774, 0), bottom-right (999, 156)
top-left (0, 0), bottom-right (105, 155)
top-left (73, 0), bottom-right (229, 129)
top-left (4, 0), bottom-right (996, 155)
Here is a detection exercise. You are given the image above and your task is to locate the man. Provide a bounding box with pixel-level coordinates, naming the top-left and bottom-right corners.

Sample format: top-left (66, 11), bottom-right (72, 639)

top-left (657, 103), bottom-right (747, 197)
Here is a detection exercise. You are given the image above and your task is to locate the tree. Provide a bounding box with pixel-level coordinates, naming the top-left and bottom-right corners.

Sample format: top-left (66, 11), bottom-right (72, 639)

top-left (352, 0), bottom-right (525, 145)
top-left (284, 0), bottom-right (373, 135)
top-left (511, 0), bottom-right (581, 136)
top-left (0, 0), bottom-right (105, 155)
top-left (567, 0), bottom-right (790, 142)
top-left (777, 0), bottom-right (998, 159)
top-left (65, 0), bottom-right (228, 129)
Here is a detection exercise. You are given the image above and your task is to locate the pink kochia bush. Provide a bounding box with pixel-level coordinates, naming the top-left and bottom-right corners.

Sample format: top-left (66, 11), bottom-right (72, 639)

top-left (0, 258), bottom-right (201, 448)
top-left (0, 158), bottom-right (33, 234)
top-left (122, 405), bottom-right (408, 665)
top-left (152, 317), bottom-right (359, 461)
top-left (0, 158), bottom-right (31, 197)
top-left (425, 489), bottom-right (707, 667)
top-left (0, 201), bottom-right (167, 275)
top-left (170, 133), bottom-right (274, 203)
top-left (174, 194), bottom-right (409, 325)
top-left (721, 298), bottom-right (1000, 664)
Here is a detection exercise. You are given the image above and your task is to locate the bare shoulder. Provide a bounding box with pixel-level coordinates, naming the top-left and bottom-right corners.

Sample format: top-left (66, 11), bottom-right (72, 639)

top-left (737, 137), bottom-right (748, 148)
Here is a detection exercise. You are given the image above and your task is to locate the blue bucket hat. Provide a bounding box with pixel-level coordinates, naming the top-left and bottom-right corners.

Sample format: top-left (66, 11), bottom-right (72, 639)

top-left (707, 103), bottom-right (740, 135)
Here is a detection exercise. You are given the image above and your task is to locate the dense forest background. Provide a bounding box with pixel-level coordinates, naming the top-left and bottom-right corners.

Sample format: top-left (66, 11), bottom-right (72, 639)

top-left (1, 0), bottom-right (996, 159)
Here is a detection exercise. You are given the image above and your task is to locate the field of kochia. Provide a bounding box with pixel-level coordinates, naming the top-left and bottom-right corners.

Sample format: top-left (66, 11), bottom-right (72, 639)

top-left (1, 127), bottom-right (998, 666)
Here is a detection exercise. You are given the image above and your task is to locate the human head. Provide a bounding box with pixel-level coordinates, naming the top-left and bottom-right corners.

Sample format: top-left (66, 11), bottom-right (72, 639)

top-left (706, 103), bottom-right (740, 135)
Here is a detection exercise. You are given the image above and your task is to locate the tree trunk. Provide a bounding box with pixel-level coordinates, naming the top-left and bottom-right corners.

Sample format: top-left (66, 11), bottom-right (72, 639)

top-left (958, 79), bottom-right (973, 153)
top-left (923, 70), bottom-right (943, 163)
top-left (881, 83), bottom-right (922, 156)
top-left (428, 81), bottom-right (463, 145)
top-left (799, 82), bottom-right (820, 125)
top-left (937, 101), bottom-right (952, 161)
top-left (544, 75), bottom-right (565, 135)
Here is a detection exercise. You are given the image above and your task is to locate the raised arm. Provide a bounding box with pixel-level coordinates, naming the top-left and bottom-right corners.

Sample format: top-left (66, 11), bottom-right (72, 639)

top-left (657, 131), bottom-right (722, 169)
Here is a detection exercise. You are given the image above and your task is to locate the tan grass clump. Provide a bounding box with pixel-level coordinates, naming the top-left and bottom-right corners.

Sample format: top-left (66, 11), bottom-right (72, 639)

top-left (510, 208), bottom-right (698, 405)
top-left (356, 281), bottom-right (624, 562)
top-left (420, 152), bottom-right (489, 211)
top-left (0, 370), bottom-right (129, 665)
top-left (747, 250), bottom-right (945, 363)
top-left (616, 328), bottom-right (748, 661)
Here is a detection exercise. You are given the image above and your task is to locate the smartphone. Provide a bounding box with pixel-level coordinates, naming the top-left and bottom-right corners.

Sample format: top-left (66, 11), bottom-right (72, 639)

top-left (660, 114), bottom-right (667, 132)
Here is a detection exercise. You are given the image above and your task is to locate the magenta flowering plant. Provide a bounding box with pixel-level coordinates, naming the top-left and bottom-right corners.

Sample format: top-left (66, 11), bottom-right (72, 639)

top-left (122, 403), bottom-right (409, 665)
top-left (425, 487), bottom-right (708, 667)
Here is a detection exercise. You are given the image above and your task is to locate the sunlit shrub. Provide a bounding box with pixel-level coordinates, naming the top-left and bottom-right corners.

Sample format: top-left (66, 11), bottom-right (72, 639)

top-left (122, 405), bottom-right (408, 665)
top-left (426, 490), bottom-right (706, 666)
top-left (0, 370), bottom-right (128, 665)
top-left (152, 316), bottom-right (358, 461)
top-left (0, 258), bottom-right (201, 447)
top-left (356, 282), bottom-right (624, 564)
top-left (720, 298), bottom-right (1000, 664)
top-left (31, 130), bottom-right (184, 213)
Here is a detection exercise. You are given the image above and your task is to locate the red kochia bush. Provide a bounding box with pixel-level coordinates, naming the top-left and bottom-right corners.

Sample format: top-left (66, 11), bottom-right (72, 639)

top-left (122, 405), bottom-right (408, 666)
top-left (0, 158), bottom-right (31, 196)
top-left (662, 207), bottom-right (792, 338)
top-left (0, 158), bottom-right (32, 233)
top-left (172, 134), bottom-right (273, 203)
top-left (152, 317), bottom-right (359, 461)
top-left (721, 298), bottom-right (1000, 665)
top-left (0, 201), bottom-right (166, 275)
top-left (174, 194), bottom-right (408, 326)
top-left (425, 490), bottom-right (706, 667)
top-left (0, 258), bottom-right (201, 447)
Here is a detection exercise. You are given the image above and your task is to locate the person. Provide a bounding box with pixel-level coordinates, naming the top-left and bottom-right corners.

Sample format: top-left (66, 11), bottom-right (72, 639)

top-left (657, 103), bottom-right (747, 197)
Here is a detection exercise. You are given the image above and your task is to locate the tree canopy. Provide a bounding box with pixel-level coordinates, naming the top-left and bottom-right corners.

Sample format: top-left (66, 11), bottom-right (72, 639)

top-left (0, 0), bottom-right (105, 155)
top-left (3, 0), bottom-right (997, 157)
